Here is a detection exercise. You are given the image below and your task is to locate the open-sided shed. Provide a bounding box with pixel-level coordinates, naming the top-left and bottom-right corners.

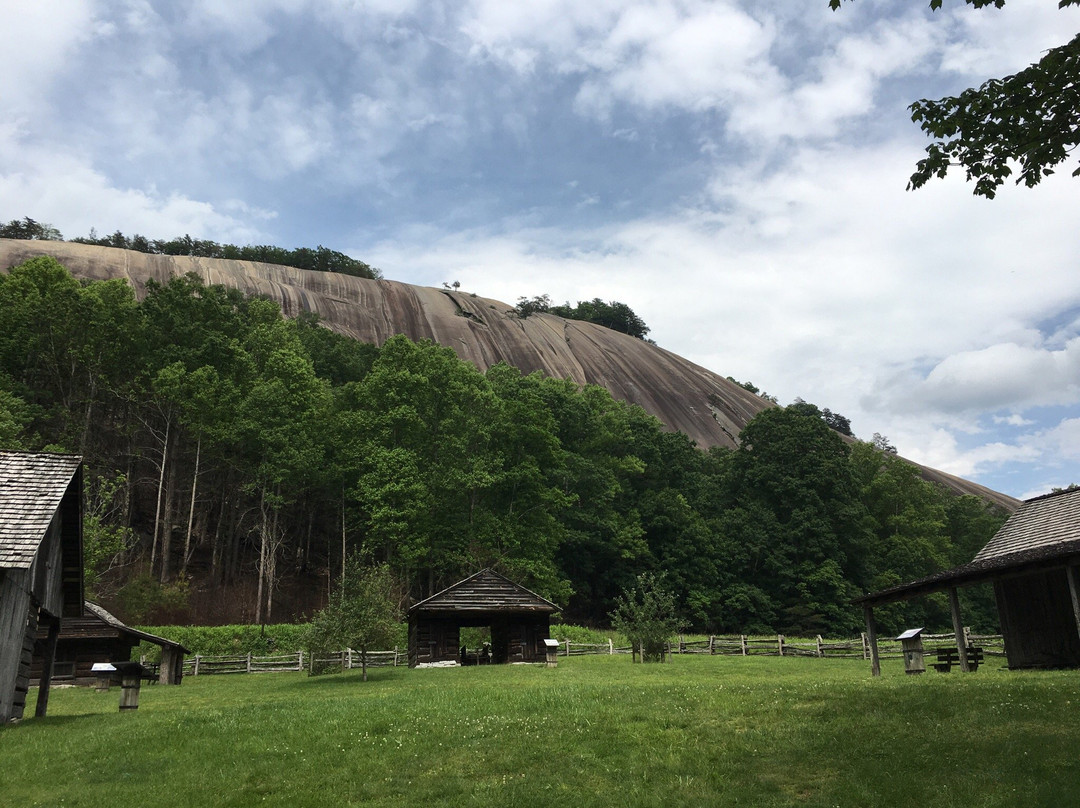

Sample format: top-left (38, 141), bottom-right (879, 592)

top-left (31, 601), bottom-right (190, 685)
top-left (408, 569), bottom-right (559, 667)
top-left (0, 451), bottom-right (83, 722)
top-left (857, 487), bottom-right (1080, 673)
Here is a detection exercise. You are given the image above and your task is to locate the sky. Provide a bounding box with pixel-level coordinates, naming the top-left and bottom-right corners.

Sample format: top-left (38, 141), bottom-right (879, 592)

top-left (1, 0), bottom-right (1078, 500)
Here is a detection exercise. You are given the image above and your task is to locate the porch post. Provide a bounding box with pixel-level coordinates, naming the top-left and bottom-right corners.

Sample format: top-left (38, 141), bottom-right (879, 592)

top-left (35, 614), bottom-right (61, 718)
top-left (1065, 566), bottom-right (1080, 645)
top-left (948, 586), bottom-right (970, 673)
top-left (863, 604), bottom-right (880, 677)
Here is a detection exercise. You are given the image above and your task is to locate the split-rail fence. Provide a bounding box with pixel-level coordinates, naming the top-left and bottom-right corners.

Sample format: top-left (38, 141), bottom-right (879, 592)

top-left (166, 630), bottom-right (1004, 677)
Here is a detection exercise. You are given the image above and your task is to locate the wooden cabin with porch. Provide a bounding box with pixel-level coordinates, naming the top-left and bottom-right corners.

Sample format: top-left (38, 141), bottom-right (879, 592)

top-left (31, 601), bottom-right (190, 685)
top-left (408, 569), bottom-right (559, 667)
top-left (857, 487), bottom-right (1080, 674)
top-left (0, 451), bottom-right (84, 722)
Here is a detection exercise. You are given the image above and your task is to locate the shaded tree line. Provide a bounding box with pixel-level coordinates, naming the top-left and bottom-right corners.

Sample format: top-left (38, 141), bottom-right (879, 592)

top-left (0, 256), bottom-right (1007, 635)
top-left (1, 217), bottom-right (380, 279)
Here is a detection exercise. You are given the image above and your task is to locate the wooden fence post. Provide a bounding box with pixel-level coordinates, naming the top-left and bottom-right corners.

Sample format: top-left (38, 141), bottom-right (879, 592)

top-left (194, 654), bottom-right (201, 676)
top-left (709, 635), bottom-right (715, 655)
top-left (816, 635), bottom-right (824, 658)
top-left (394, 646), bottom-right (399, 666)
top-left (347, 648), bottom-right (353, 670)
top-left (777, 635), bottom-right (785, 657)
top-left (608, 639), bottom-right (614, 655)
top-left (246, 653), bottom-right (252, 674)
top-left (741, 635), bottom-right (748, 656)
top-left (864, 605), bottom-right (881, 677)
top-left (565, 640), bottom-right (570, 657)
top-left (298, 650), bottom-right (303, 671)
top-left (861, 632), bottom-right (869, 660)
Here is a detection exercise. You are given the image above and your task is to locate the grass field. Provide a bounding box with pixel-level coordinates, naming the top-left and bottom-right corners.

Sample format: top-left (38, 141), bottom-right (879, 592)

top-left (3, 654), bottom-right (1079, 807)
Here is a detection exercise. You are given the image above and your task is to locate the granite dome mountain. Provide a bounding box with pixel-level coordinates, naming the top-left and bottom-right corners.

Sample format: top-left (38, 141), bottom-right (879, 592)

top-left (0, 238), bottom-right (1018, 511)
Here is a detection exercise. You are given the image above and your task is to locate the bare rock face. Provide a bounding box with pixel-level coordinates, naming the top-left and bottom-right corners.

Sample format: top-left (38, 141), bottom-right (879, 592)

top-left (0, 239), bottom-right (1019, 511)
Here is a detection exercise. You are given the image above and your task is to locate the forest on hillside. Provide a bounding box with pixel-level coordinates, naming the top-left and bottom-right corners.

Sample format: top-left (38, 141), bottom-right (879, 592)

top-left (0, 217), bottom-right (381, 279)
top-left (0, 256), bottom-right (1008, 635)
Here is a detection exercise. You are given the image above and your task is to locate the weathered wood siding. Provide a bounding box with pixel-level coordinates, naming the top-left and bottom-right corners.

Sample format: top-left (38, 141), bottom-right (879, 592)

top-left (996, 569), bottom-right (1080, 669)
top-left (0, 570), bottom-right (32, 721)
top-left (408, 618), bottom-right (460, 666)
top-left (28, 515), bottom-right (65, 619)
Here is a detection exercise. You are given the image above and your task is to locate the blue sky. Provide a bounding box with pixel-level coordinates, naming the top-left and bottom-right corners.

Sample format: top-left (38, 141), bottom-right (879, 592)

top-left (2, 0), bottom-right (1078, 499)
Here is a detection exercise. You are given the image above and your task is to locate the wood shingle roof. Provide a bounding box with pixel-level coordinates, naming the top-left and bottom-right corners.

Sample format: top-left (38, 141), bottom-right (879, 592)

top-left (0, 451), bottom-right (83, 569)
top-left (409, 569), bottom-right (559, 615)
top-left (973, 487), bottom-right (1080, 563)
top-left (855, 487), bottom-right (1080, 606)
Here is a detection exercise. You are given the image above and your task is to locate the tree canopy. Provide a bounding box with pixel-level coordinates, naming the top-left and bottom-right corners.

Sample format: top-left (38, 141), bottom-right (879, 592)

top-left (514, 294), bottom-right (652, 341)
top-left (830, 0), bottom-right (1080, 197)
top-left (0, 218), bottom-right (381, 279)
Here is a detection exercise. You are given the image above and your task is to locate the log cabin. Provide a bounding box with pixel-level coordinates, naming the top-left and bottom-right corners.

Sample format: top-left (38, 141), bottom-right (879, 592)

top-left (0, 451), bottom-right (83, 721)
top-left (30, 601), bottom-right (190, 685)
top-left (408, 569), bottom-right (559, 667)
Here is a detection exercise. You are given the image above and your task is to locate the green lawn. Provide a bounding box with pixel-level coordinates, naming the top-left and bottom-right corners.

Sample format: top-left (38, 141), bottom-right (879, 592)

top-left (3, 655), bottom-right (1079, 807)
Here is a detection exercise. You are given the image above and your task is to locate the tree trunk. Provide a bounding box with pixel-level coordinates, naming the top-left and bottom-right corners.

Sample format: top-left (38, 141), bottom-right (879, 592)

top-left (341, 486), bottom-right (347, 603)
top-left (160, 451), bottom-right (177, 582)
top-left (150, 415), bottom-right (171, 575)
top-left (182, 436), bottom-right (201, 576)
top-left (256, 489), bottom-right (267, 625)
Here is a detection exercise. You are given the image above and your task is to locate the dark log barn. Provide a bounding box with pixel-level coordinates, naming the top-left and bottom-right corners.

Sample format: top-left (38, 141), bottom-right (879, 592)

top-left (857, 487), bottom-right (1080, 673)
top-left (408, 569), bottom-right (559, 667)
top-left (0, 452), bottom-right (84, 722)
top-left (31, 601), bottom-right (190, 685)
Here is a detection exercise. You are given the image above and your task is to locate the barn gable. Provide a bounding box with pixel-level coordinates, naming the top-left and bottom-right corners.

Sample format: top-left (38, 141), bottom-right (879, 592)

top-left (410, 569), bottom-right (559, 616)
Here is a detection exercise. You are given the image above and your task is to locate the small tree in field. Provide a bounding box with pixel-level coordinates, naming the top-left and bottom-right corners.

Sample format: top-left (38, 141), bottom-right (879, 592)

top-left (610, 573), bottom-right (681, 663)
top-left (304, 560), bottom-right (403, 681)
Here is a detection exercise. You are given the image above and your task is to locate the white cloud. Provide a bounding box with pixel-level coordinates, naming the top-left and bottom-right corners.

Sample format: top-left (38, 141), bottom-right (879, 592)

top-left (993, 414), bottom-right (1035, 427)
top-left (902, 339), bottom-right (1080, 415)
top-left (940, 0), bottom-right (1080, 79)
top-left (0, 140), bottom-right (272, 244)
top-left (0, 0), bottom-right (99, 112)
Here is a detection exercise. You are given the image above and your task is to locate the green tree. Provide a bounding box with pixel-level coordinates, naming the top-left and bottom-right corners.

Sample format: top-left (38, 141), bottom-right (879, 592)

top-left (0, 216), bottom-right (62, 240)
top-left (609, 572), bottom-right (682, 662)
top-left (82, 472), bottom-right (138, 599)
top-left (724, 405), bottom-right (873, 634)
top-left (304, 561), bottom-right (403, 681)
top-left (831, 0), bottom-right (1080, 197)
top-left (549, 298), bottom-right (652, 340)
top-left (0, 386), bottom-right (30, 449)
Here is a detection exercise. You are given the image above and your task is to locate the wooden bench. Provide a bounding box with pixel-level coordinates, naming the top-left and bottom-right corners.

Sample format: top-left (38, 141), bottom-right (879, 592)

top-left (933, 646), bottom-right (983, 673)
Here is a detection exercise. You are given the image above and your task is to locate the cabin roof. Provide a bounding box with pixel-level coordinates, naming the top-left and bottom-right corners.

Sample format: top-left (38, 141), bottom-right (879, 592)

top-left (855, 487), bottom-right (1080, 606)
top-left (409, 569), bottom-right (559, 615)
top-left (0, 451), bottom-right (82, 569)
top-left (84, 602), bottom-right (191, 653)
top-left (973, 487), bottom-right (1080, 562)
